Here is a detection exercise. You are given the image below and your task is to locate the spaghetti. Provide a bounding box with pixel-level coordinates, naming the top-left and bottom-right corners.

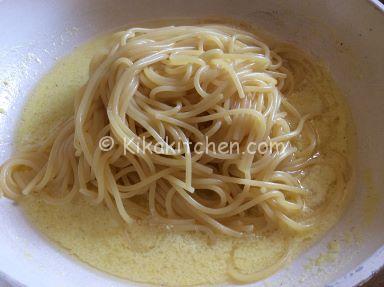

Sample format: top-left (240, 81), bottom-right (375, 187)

top-left (0, 25), bottom-right (349, 282)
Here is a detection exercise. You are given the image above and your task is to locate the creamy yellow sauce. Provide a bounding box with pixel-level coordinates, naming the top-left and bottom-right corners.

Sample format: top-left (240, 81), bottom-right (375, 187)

top-left (17, 25), bottom-right (355, 286)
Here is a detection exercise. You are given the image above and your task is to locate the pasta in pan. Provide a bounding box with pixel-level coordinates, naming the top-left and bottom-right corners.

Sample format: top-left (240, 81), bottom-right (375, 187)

top-left (0, 25), bottom-right (351, 283)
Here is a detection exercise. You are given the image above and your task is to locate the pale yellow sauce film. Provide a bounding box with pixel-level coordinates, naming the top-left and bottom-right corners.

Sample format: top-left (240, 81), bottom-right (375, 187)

top-left (10, 23), bottom-right (354, 286)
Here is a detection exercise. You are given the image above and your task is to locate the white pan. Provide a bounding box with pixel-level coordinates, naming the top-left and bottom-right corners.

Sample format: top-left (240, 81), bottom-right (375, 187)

top-left (0, 0), bottom-right (383, 286)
